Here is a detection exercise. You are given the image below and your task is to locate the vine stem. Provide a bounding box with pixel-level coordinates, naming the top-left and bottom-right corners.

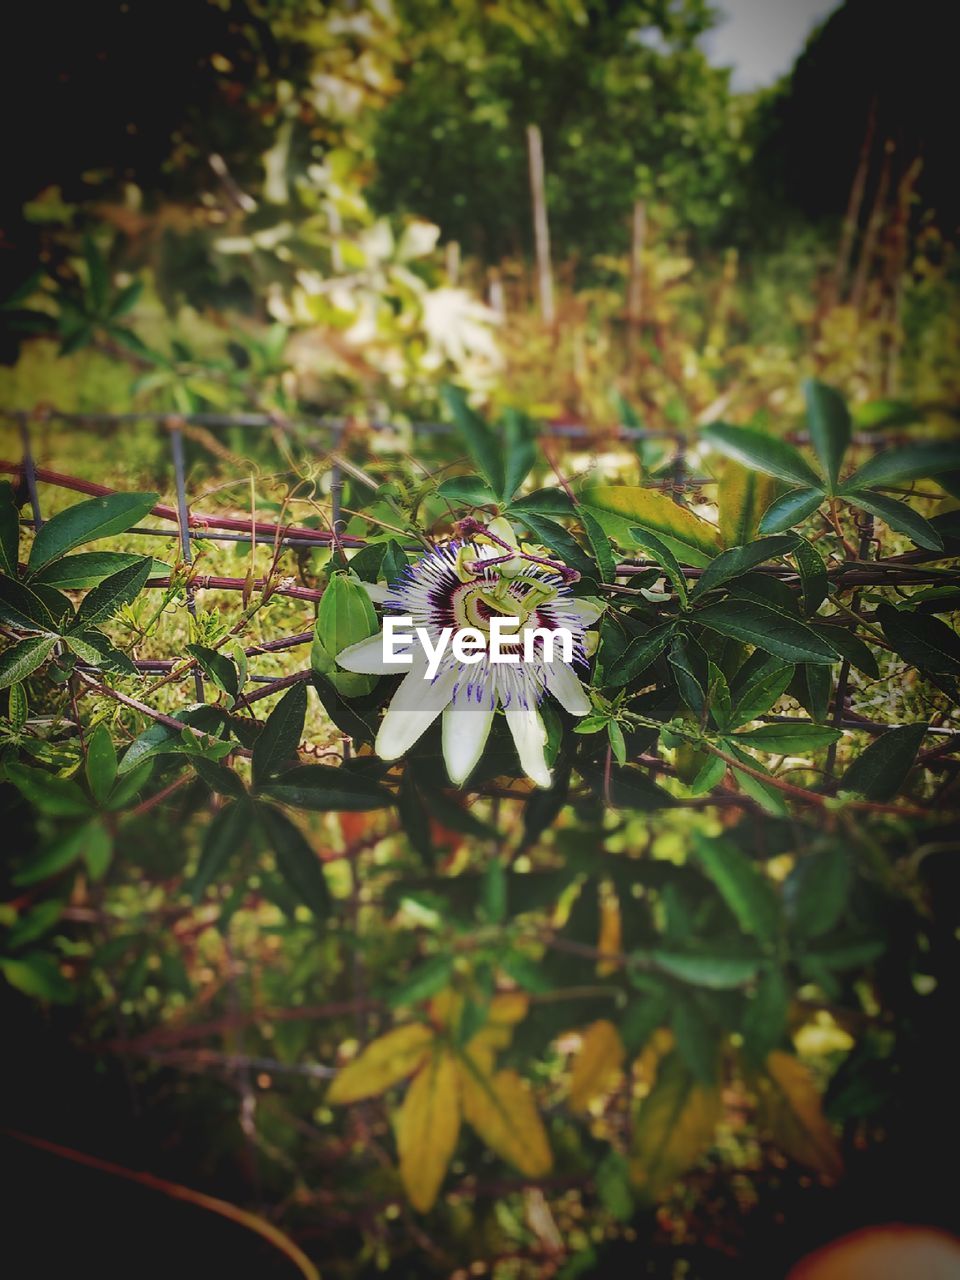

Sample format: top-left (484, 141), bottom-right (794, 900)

top-left (2, 1129), bottom-right (320, 1280)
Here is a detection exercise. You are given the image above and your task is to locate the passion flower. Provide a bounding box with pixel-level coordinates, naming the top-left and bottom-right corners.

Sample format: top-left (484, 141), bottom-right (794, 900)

top-left (336, 524), bottom-right (600, 788)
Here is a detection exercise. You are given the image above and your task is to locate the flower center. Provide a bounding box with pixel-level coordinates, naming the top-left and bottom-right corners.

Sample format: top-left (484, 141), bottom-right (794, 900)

top-left (451, 574), bottom-right (559, 643)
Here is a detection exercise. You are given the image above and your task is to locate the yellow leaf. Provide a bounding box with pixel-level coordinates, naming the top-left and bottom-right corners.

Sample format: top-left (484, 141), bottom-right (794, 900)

top-left (327, 1024), bottom-right (434, 1104)
top-left (581, 485), bottom-right (722, 566)
top-left (488, 992), bottom-right (529, 1024)
top-left (596, 893), bottom-right (621, 977)
top-left (629, 1051), bottom-right (722, 1201)
top-left (427, 987), bottom-right (463, 1030)
top-left (396, 1049), bottom-right (461, 1213)
top-left (756, 1050), bottom-right (843, 1179)
top-left (459, 1056), bottom-right (552, 1178)
top-left (717, 460), bottom-right (779, 548)
top-left (568, 1019), bottom-right (626, 1112)
top-left (634, 1027), bottom-right (675, 1089)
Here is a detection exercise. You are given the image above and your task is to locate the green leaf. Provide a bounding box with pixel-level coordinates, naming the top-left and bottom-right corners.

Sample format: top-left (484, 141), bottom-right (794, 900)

top-left (501, 952), bottom-right (553, 993)
top-left (796, 662), bottom-right (828, 726)
top-left (726, 743), bottom-right (789, 816)
top-left (251, 682), bottom-right (307, 786)
top-left (84, 233), bottom-right (109, 312)
top-left (511, 509), bottom-right (595, 578)
top-left (64, 630), bottom-right (137, 675)
top-left (346, 542), bottom-right (387, 583)
top-left (85, 723), bottom-right (117, 804)
top-left (259, 764), bottom-right (392, 811)
top-left (578, 762), bottom-right (676, 811)
top-left (695, 599), bottom-right (840, 665)
top-left (581, 485), bottom-right (721, 567)
top-left (109, 279), bottom-right (143, 319)
top-left (668, 634), bottom-right (706, 717)
top-left (876, 603), bottom-right (960, 676)
top-left (83, 821), bottom-right (113, 878)
top-left (628, 526), bottom-right (688, 604)
top-left (672, 998), bottom-right (720, 1086)
top-left (6, 899), bottom-right (63, 951)
top-left (0, 635), bottom-right (58, 689)
top-left (193, 758), bottom-right (247, 798)
top-left (5, 764), bottom-right (91, 817)
top-left (0, 481), bottom-right (19, 575)
top-left (12, 821), bottom-right (102, 885)
top-left (0, 952), bottom-right (74, 1003)
top-left (258, 805), bottom-right (331, 918)
top-left (7, 680), bottom-right (28, 730)
top-left (27, 492), bottom-right (159, 571)
top-left (688, 753), bottom-right (726, 795)
top-left (605, 623), bottom-right (675, 688)
top-left (187, 644), bottom-right (239, 699)
top-left (104, 759), bottom-right (154, 809)
top-left (117, 707), bottom-right (229, 774)
top-left (691, 535), bottom-right (798, 600)
top-left (190, 801), bottom-right (249, 901)
top-left (0, 576), bottom-right (61, 633)
top-left (397, 768), bottom-right (432, 859)
top-left (607, 719), bottom-right (627, 766)
top-left (691, 832), bottom-right (780, 944)
top-left (580, 508), bottom-right (616, 583)
top-left (758, 487), bottom-right (825, 534)
top-left (845, 490), bottom-right (943, 551)
top-left (810, 625), bottom-right (879, 678)
top-left (843, 441), bottom-right (960, 491)
top-left (642, 949), bottom-right (760, 989)
top-left (838, 723), bottom-right (927, 802)
top-left (703, 423), bottom-right (822, 488)
top-left (436, 476), bottom-right (498, 506)
top-left (442, 386), bottom-right (505, 497)
top-left (72, 558), bottom-right (152, 630)
top-left (595, 1151), bottom-right (635, 1223)
top-left (311, 673), bottom-right (376, 746)
top-left (508, 488), bottom-right (575, 517)
top-left (33, 550), bottom-right (163, 589)
top-left (793, 540), bottom-right (828, 616)
top-left (803, 379), bottom-right (851, 491)
top-left (741, 967), bottom-right (789, 1063)
top-left (734, 723), bottom-right (841, 753)
top-left (387, 954), bottom-right (454, 1009)
top-left (620, 990), bottom-right (671, 1053)
top-left (481, 859), bottom-right (507, 923)
top-left (785, 847), bottom-right (852, 940)
top-left (502, 408), bottom-right (537, 501)
top-left (729, 653), bottom-right (794, 729)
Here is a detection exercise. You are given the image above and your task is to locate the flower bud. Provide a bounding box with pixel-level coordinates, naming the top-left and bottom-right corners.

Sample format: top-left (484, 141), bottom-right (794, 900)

top-left (312, 571), bottom-right (380, 697)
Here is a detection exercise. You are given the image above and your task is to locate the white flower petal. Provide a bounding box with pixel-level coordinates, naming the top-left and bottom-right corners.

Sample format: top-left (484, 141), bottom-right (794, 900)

top-left (336, 632), bottom-right (396, 675)
top-left (503, 701), bottom-right (552, 788)
top-left (543, 661), bottom-right (591, 716)
top-left (442, 697), bottom-right (496, 785)
top-left (376, 662), bottom-right (458, 760)
top-left (360, 581), bottom-right (390, 603)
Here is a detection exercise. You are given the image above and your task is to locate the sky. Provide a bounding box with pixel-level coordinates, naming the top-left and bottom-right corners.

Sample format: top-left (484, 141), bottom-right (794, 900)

top-left (702, 0), bottom-right (843, 91)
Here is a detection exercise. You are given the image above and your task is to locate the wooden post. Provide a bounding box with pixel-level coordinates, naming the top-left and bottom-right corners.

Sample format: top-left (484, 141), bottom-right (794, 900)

top-left (526, 124), bottom-right (555, 326)
top-left (834, 97), bottom-right (877, 303)
top-left (850, 137), bottom-right (894, 314)
top-left (627, 199), bottom-right (647, 326)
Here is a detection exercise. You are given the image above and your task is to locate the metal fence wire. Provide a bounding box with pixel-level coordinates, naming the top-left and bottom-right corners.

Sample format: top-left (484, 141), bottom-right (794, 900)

top-left (1, 406), bottom-right (957, 735)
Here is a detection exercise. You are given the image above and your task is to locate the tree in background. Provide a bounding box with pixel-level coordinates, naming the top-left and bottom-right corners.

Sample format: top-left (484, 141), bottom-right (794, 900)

top-left (369, 0), bottom-right (748, 263)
